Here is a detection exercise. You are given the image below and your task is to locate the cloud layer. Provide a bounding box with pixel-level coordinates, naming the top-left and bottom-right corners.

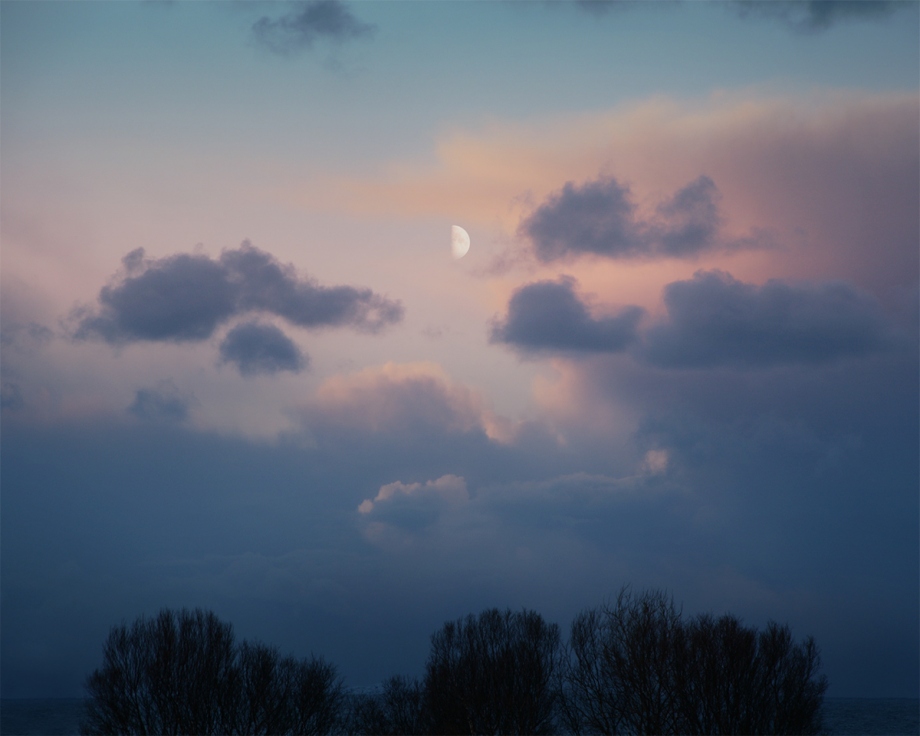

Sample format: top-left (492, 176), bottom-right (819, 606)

top-left (74, 241), bottom-right (403, 345)
top-left (128, 380), bottom-right (192, 423)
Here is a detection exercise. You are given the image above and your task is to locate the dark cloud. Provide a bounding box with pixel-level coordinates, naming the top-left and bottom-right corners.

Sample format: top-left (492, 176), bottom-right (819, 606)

top-left (732, 1), bottom-right (901, 32)
top-left (218, 321), bottom-right (307, 377)
top-left (643, 270), bottom-right (896, 368)
top-left (252, 0), bottom-right (375, 55)
top-left (221, 244), bottom-right (402, 332)
top-left (73, 241), bottom-right (402, 345)
top-left (655, 175), bottom-right (722, 257)
top-left (128, 381), bottom-right (192, 422)
top-left (491, 271), bottom-right (897, 367)
top-left (521, 177), bottom-right (642, 261)
top-left (491, 277), bottom-right (644, 354)
top-left (520, 175), bottom-right (728, 262)
top-left (77, 253), bottom-right (236, 343)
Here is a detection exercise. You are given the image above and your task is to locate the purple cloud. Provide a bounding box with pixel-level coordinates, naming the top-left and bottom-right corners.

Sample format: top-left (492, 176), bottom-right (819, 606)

top-left (491, 277), bottom-right (644, 354)
top-left (218, 321), bottom-right (307, 377)
top-left (74, 241), bottom-right (403, 345)
top-left (520, 175), bottom-right (730, 262)
top-left (643, 270), bottom-right (897, 368)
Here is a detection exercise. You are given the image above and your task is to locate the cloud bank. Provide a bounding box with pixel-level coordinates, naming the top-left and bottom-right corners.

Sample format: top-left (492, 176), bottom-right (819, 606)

top-left (643, 271), bottom-right (896, 368)
top-left (494, 271), bottom-right (896, 368)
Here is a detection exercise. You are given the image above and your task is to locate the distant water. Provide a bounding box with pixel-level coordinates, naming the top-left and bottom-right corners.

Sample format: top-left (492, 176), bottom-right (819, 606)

top-left (822, 698), bottom-right (919, 735)
top-left (2, 696), bottom-right (918, 734)
top-left (1, 699), bottom-right (85, 736)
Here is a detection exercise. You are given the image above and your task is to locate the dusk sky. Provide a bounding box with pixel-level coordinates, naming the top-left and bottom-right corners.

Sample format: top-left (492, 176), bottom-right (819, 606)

top-left (2, 0), bottom-right (918, 700)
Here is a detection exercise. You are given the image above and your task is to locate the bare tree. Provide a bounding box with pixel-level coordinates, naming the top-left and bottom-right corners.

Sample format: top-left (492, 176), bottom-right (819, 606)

top-left (81, 608), bottom-right (344, 736)
top-left (673, 613), bottom-right (757, 735)
top-left (561, 588), bottom-right (827, 736)
top-left (349, 676), bottom-right (430, 735)
top-left (83, 609), bottom-right (238, 735)
top-left (753, 621), bottom-right (827, 735)
top-left (671, 614), bottom-right (827, 735)
top-left (287, 654), bottom-right (344, 735)
top-left (235, 642), bottom-right (292, 735)
top-left (560, 589), bottom-right (683, 735)
top-left (424, 607), bottom-right (562, 735)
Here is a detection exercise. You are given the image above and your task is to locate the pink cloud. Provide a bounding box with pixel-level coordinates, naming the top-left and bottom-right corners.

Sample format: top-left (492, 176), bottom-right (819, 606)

top-left (296, 91), bottom-right (916, 297)
top-left (305, 361), bottom-right (517, 443)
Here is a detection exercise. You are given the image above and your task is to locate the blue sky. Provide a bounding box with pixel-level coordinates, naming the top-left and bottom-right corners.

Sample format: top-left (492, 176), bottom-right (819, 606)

top-left (2, 0), bottom-right (918, 699)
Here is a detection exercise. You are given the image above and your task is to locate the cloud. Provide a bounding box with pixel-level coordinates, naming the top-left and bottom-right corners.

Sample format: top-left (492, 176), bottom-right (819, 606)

top-left (521, 177), bottom-right (642, 260)
top-left (0, 322), bottom-right (54, 349)
top-left (357, 474), bottom-right (469, 531)
top-left (220, 244), bottom-right (402, 332)
top-left (128, 380), bottom-right (192, 422)
top-left (252, 0), bottom-right (375, 55)
top-left (218, 321), bottom-right (307, 377)
top-left (76, 251), bottom-right (235, 343)
top-left (654, 175), bottom-right (722, 257)
top-left (731, 1), bottom-right (902, 32)
top-left (1, 382), bottom-right (25, 411)
top-left (73, 241), bottom-right (402, 345)
top-left (491, 277), bottom-right (644, 354)
top-left (519, 175), bottom-right (732, 262)
top-left (566, 0), bottom-right (903, 30)
top-left (306, 362), bottom-right (516, 444)
top-left (306, 93), bottom-right (917, 296)
top-left (492, 270), bottom-right (897, 368)
top-left (643, 270), bottom-right (896, 368)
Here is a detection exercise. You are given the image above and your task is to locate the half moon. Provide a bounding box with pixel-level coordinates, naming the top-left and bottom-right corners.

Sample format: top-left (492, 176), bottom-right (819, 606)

top-left (451, 225), bottom-right (470, 259)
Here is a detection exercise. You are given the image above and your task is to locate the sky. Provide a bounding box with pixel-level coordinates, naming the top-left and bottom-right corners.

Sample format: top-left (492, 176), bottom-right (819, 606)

top-left (1, 0), bottom-right (918, 700)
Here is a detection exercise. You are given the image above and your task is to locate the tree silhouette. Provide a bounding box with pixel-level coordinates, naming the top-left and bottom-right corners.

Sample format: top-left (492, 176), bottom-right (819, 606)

top-left (560, 588), bottom-right (828, 735)
top-left (424, 607), bottom-right (562, 735)
top-left (349, 675), bottom-right (429, 735)
top-left (81, 608), bottom-right (343, 736)
top-left (82, 598), bottom-right (826, 735)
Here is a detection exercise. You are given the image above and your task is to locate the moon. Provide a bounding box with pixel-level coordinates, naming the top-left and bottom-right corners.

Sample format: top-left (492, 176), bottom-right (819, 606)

top-left (451, 225), bottom-right (470, 259)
